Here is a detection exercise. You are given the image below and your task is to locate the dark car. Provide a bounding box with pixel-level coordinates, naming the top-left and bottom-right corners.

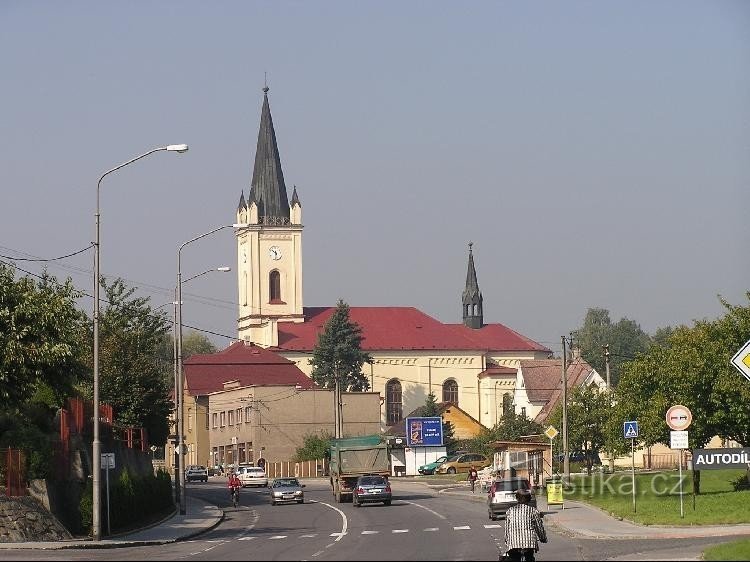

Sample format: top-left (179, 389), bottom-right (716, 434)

top-left (352, 475), bottom-right (392, 507)
top-left (487, 477), bottom-right (536, 520)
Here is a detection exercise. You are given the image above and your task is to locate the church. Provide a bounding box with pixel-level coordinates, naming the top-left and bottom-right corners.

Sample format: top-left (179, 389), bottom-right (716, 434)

top-left (233, 87), bottom-right (553, 430)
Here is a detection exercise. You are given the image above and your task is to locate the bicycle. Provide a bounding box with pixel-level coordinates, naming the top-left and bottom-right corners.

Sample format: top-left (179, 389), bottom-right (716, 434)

top-left (231, 486), bottom-right (240, 508)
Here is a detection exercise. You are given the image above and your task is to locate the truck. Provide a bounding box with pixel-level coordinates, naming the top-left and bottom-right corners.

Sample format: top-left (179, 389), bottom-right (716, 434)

top-left (327, 435), bottom-right (390, 503)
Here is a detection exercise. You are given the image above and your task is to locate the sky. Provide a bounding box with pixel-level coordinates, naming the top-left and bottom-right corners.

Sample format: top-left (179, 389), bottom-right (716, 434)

top-left (1, 1), bottom-right (748, 355)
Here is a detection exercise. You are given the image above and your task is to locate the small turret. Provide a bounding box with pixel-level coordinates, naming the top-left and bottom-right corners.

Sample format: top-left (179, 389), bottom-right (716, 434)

top-left (462, 242), bottom-right (484, 329)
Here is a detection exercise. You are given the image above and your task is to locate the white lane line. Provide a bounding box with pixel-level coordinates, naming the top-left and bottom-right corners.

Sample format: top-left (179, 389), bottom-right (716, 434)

top-left (330, 532), bottom-right (347, 537)
top-left (424, 527), bottom-right (440, 532)
top-left (400, 500), bottom-right (448, 520)
top-left (206, 540), bottom-right (223, 543)
top-left (269, 535), bottom-right (288, 540)
top-left (454, 525), bottom-right (471, 530)
top-left (392, 529), bottom-right (409, 533)
top-left (361, 530), bottom-right (380, 535)
top-left (312, 551), bottom-right (324, 557)
top-left (484, 524), bottom-right (502, 528)
top-left (315, 500), bottom-right (349, 542)
top-left (300, 534), bottom-right (318, 538)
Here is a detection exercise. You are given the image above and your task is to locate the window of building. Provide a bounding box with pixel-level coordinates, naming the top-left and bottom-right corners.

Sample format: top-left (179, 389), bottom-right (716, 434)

top-left (212, 413), bottom-right (218, 428)
top-left (386, 379), bottom-right (403, 425)
top-left (228, 410), bottom-right (234, 425)
top-left (502, 394), bottom-right (513, 415)
top-left (220, 411), bottom-right (226, 427)
top-left (520, 407), bottom-right (527, 418)
top-left (245, 406), bottom-right (252, 422)
top-left (236, 408), bottom-right (242, 424)
top-left (442, 379), bottom-right (458, 404)
top-left (187, 408), bottom-right (193, 431)
top-left (269, 270), bottom-right (281, 302)
top-left (242, 272), bottom-right (248, 306)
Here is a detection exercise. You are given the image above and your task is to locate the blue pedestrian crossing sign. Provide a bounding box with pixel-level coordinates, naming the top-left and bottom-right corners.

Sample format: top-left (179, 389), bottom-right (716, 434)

top-left (623, 421), bottom-right (639, 439)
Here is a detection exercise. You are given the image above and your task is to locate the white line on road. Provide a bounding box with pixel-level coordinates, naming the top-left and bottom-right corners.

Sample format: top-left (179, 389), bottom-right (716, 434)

top-left (392, 529), bottom-right (409, 533)
top-left (400, 499), bottom-right (448, 520)
top-left (300, 534), bottom-right (318, 538)
top-left (361, 530), bottom-right (380, 534)
top-left (238, 536), bottom-right (256, 540)
top-left (424, 527), bottom-right (439, 532)
top-left (484, 524), bottom-right (502, 528)
top-left (315, 500), bottom-right (349, 542)
top-left (454, 526), bottom-right (471, 530)
top-left (269, 535), bottom-right (287, 540)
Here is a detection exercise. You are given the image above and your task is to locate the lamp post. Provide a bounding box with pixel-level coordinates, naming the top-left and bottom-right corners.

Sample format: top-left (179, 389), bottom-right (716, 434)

top-left (170, 266), bottom-right (229, 504)
top-left (176, 225), bottom-right (245, 514)
top-left (93, 144), bottom-right (187, 540)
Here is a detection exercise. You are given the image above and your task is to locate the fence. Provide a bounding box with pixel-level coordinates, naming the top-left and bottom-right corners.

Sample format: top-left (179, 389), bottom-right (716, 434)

top-left (647, 453), bottom-right (691, 470)
top-left (264, 459), bottom-right (327, 479)
top-left (1, 448), bottom-right (27, 497)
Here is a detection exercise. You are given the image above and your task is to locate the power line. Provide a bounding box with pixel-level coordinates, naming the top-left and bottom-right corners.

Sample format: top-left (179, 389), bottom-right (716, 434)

top-left (0, 244), bottom-right (94, 261)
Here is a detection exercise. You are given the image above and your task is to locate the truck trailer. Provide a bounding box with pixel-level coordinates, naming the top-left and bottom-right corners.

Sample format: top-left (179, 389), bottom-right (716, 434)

top-left (327, 435), bottom-right (390, 503)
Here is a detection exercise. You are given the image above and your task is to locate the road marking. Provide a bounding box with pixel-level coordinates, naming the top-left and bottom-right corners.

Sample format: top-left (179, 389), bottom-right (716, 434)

top-left (330, 532), bottom-right (347, 537)
top-left (300, 534), bottom-right (318, 538)
top-left (400, 499), bottom-right (448, 520)
top-left (315, 500), bottom-right (349, 542)
top-left (269, 535), bottom-right (287, 540)
top-left (312, 551), bottom-right (324, 557)
top-left (484, 524), bottom-right (502, 528)
top-left (361, 530), bottom-right (379, 534)
top-left (424, 527), bottom-right (439, 532)
top-left (238, 536), bottom-right (256, 541)
top-left (392, 529), bottom-right (409, 533)
top-left (454, 526), bottom-right (471, 530)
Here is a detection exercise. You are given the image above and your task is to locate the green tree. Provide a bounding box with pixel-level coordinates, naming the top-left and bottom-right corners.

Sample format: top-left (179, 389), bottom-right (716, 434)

top-left (573, 308), bottom-right (651, 386)
top-left (182, 331), bottom-right (217, 358)
top-left (310, 300), bottom-right (372, 391)
top-left (294, 430), bottom-right (334, 461)
top-left (93, 278), bottom-right (173, 445)
top-left (0, 264), bottom-right (88, 408)
top-left (462, 408), bottom-right (542, 459)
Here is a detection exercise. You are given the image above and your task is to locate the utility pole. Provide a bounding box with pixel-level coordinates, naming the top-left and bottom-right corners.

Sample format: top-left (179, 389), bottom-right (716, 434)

top-left (561, 335), bottom-right (570, 481)
top-left (604, 344), bottom-right (611, 390)
top-left (604, 343), bottom-right (615, 472)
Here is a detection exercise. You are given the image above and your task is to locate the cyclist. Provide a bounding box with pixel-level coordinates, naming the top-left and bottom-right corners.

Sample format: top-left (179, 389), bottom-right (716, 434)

top-left (228, 471), bottom-right (241, 506)
top-left (468, 466), bottom-right (479, 493)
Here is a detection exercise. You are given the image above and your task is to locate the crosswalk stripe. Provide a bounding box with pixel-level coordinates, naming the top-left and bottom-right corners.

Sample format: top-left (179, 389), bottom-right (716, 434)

top-left (238, 537), bottom-right (256, 541)
top-left (361, 530), bottom-right (379, 535)
top-left (484, 524), bottom-right (502, 528)
top-left (454, 526), bottom-right (471, 530)
top-left (269, 535), bottom-right (287, 540)
top-left (424, 527), bottom-right (439, 532)
top-left (392, 529), bottom-right (409, 533)
top-left (300, 534), bottom-right (318, 538)
top-left (330, 532), bottom-right (347, 537)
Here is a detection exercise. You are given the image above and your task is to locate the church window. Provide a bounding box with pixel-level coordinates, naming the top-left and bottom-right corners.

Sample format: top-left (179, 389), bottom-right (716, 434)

top-left (442, 379), bottom-right (458, 404)
top-left (242, 272), bottom-right (247, 306)
top-left (269, 270), bottom-right (281, 302)
top-left (386, 379), bottom-right (403, 424)
top-left (502, 393), bottom-right (513, 415)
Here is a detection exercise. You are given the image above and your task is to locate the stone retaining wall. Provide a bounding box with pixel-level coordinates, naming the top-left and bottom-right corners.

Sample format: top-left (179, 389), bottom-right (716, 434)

top-left (0, 495), bottom-right (72, 543)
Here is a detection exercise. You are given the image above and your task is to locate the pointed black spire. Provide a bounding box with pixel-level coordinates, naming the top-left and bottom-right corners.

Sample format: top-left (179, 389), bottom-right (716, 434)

top-left (237, 190), bottom-right (246, 212)
top-left (291, 185), bottom-right (301, 207)
top-left (249, 87), bottom-right (290, 223)
top-left (462, 242), bottom-right (484, 329)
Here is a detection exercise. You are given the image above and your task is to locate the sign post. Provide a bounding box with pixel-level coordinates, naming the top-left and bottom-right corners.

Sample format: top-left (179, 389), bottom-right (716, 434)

top-left (544, 426), bottom-right (562, 509)
top-left (100, 453), bottom-right (115, 536)
top-left (623, 421), bottom-right (639, 512)
top-left (666, 405), bottom-right (692, 519)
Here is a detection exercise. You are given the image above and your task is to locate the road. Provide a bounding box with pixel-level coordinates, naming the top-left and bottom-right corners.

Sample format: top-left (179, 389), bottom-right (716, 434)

top-left (0, 479), bottom-right (740, 560)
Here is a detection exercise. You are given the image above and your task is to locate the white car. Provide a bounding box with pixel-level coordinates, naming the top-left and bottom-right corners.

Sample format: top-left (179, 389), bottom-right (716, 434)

top-left (185, 465), bottom-right (208, 483)
top-left (237, 465), bottom-right (268, 487)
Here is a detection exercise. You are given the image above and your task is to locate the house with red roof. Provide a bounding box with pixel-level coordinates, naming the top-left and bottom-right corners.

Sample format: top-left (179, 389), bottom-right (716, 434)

top-left (227, 88), bottom-right (553, 438)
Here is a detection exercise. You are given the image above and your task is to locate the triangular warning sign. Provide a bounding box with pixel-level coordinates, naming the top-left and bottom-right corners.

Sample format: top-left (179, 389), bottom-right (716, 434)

top-left (625, 424), bottom-right (637, 438)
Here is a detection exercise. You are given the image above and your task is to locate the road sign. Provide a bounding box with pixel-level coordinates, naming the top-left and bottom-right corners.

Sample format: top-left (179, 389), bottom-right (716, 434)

top-left (544, 426), bottom-right (559, 440)
top-left (731, 339), bottom-right (750, 383)
top-left (101, 452), bottom-right (115, 470)
top-left (670, 430), bottom-right (689, 449)
top-left (547, 481), bottom-right (564, 506)
top-left (623, 421), bottom-right (639, 439)
top-left (666, 405), bottom-right (692, 431)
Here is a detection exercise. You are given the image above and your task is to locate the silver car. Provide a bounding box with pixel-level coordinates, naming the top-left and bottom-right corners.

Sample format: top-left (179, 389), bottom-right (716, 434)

top-left (269, 477), bottom-right (305, 505)
top-left (487, 477), bottom-right (536, 520)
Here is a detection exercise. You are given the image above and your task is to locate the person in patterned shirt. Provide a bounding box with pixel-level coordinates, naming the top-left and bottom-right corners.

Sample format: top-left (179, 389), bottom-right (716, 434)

top-left (503, 489), bottom-right (547, 561)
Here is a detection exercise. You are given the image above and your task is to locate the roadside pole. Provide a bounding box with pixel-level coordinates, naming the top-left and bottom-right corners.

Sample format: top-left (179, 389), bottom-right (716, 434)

top-left (631, 437), bottom-right (636, 513)
top-left (666, 405), bottom-right (692, 520)
top-left (678, 449), bottom-right (684, 518)
top-left (101, 453), bottom-right (115, 536)
top-left (624, 421), bottom-right (639, 513)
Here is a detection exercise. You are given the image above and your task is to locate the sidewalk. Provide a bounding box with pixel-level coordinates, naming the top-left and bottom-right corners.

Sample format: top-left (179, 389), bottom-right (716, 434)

top-left (430, 480), bottom-right (750, 540)
top-left (0, 496), bottom-right (223, 550)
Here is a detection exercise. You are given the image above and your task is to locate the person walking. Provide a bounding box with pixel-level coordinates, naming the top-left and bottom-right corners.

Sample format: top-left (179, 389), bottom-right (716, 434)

top-left (468, 466), bottom-right (479, 493)
top-left (503, 489), bottom-right (547, 562)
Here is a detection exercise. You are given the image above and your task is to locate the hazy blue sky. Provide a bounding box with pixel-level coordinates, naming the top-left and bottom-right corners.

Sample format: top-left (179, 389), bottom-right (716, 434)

top-left (1, 1), bottom-right (748, 354)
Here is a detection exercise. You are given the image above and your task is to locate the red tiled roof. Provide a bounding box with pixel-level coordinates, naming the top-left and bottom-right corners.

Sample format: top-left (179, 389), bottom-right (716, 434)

top-left (184, 341), bottom-right (314, 396)
top-left (273, 307), bottom-right (550, 353)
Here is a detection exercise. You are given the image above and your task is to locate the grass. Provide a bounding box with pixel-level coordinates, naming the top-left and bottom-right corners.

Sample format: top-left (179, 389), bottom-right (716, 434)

top-left (703, 537), bottom-right (750, 560)
top-left (563, 469), bottom-right (750, 525)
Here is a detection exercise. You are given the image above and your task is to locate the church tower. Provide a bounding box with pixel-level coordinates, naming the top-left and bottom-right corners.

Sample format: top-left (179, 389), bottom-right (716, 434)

top-left (462, 242), bottom-right (483, 329)
top-left (236, 87), bottom-right (304, 346)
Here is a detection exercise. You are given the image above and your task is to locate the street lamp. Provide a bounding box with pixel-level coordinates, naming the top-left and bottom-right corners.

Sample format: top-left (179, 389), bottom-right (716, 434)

top-left (93, 143), bottom-right (188, 540)
top-left (170, 265), bottom-right (230, 506)
top-left (176, 225), bottom-right (246, 514)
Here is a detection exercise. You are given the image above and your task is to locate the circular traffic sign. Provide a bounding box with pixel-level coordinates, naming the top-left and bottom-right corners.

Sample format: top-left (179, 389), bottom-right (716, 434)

top-left (666, 405), bottom-right (692, 430)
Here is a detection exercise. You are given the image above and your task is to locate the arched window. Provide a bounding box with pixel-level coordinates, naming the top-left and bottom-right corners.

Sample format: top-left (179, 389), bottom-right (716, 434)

top-left (269, 270), bottom-right (281, 302)
top-left (502, 393), bottom-right (513, 416)
top-left (242, 272), bottom-right (248, 306)
top-left (442, 379), bottom-right (458, 404)
top-left (386, 379), bottom-right (402, 425)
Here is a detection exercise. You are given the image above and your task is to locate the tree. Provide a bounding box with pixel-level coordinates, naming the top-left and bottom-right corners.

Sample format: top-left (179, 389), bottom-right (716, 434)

top-left (0, 264), bottom-right (88, 409)
top-left (462, 407), bottom-right (542, 459)
top-left (310, 300), bottom-right (372, 391)
top-left (294, 430), bottom-right (334, 461)
top-left (573, 308), bottom-right (651, 386)
top-left (182, 331), bottom-right (218, 358)
top-left (94, 278), bottom-right (173, 445)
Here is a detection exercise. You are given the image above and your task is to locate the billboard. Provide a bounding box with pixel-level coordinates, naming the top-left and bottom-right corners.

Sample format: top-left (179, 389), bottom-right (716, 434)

top-left (406, 417), bottom-right (443, 447)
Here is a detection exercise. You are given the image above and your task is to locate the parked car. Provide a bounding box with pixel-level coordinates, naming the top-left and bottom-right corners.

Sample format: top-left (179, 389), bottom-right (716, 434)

top-left (418, 455), bottom-right (448, 476)
top-left (436, 453), bottom-right (489, 474)
top-left (185, 465), bottom-right (208, 483)
top-left (269, 477), bottom-right (306, 505)
top-left (352, 474), bottom-right (392, 507)
top-left (487, 477), bottom-right (536, 520)
top-left (236, 465), bottom-right (268, 487)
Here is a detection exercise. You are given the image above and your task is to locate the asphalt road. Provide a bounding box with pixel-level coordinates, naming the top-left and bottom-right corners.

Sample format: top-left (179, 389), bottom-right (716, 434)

top-left (0, 479), bottom-right (741, 561)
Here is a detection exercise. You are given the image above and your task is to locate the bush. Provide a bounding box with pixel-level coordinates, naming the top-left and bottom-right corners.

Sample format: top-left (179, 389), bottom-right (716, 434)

top-left (731, 472), bottom-right (750, 491)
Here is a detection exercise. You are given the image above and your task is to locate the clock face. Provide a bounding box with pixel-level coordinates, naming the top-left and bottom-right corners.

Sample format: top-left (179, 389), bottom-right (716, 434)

top-left (269, 246), bottom-right (282, 260)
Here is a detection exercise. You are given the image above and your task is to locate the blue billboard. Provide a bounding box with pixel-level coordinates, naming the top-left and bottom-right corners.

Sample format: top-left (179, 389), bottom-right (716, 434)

top-left (406, 417), bottom-right (443, 447)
